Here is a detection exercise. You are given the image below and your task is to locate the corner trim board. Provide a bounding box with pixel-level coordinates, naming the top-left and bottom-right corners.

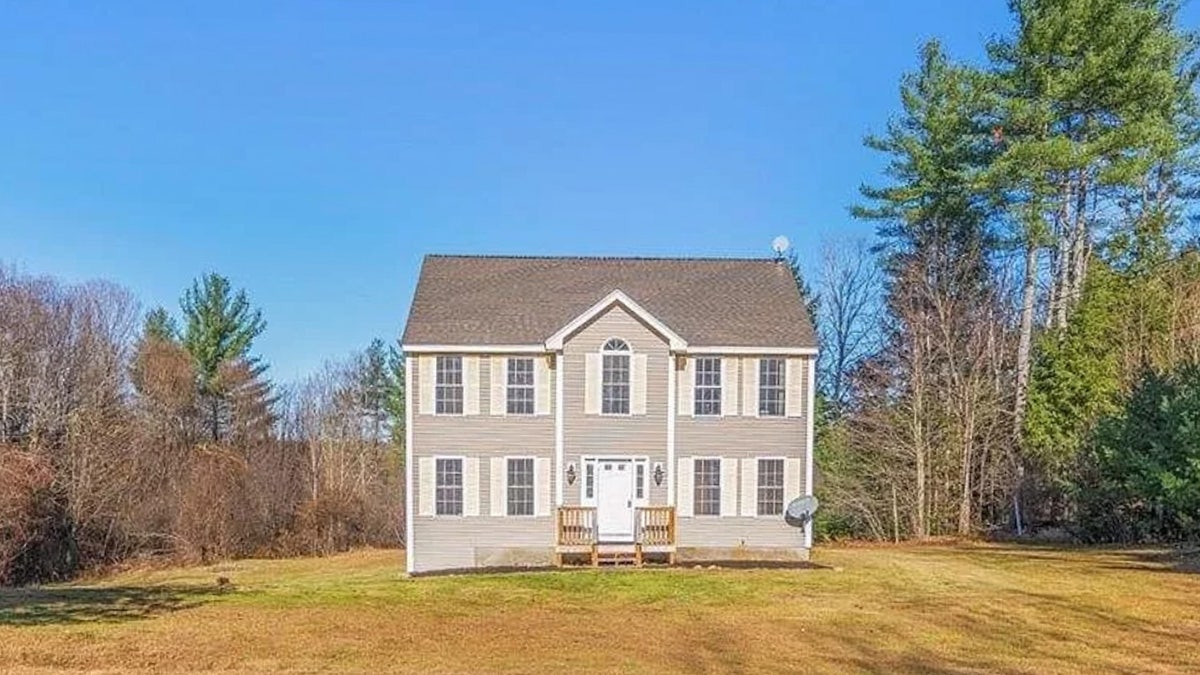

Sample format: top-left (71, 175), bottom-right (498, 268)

top-left (404, 354), bottom-right (415, 574)
top-left (667, 353), bottom-right (677, 506)
top-left (555, 351), bottom-right (565, 506)
top-left (804, 355), bottom-right (816, 548)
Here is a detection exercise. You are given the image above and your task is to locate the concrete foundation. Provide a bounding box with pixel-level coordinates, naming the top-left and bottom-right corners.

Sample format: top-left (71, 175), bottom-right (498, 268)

top-left (473, 546), bottom-right (555, 568)
top-left (676, 546), bottom-right (810, 563)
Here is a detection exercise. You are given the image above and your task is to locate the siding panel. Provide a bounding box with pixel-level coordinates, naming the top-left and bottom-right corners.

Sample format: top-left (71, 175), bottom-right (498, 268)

top-left (562, 305), bottom-right (669, 508)
top-left (410, 353), bottom-right (558, 572)
top-left (676, 355), bottom-right (812, 550)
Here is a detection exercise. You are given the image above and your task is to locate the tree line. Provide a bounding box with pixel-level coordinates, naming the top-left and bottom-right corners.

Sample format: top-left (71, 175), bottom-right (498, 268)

top-left (810, 0), bottom-right (1200, 543)
top-left (0, 269), bottom-right (405, 585)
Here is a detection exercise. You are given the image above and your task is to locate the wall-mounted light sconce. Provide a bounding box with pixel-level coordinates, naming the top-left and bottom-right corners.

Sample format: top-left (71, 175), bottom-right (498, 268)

top-left (653, 463), bottom-right (665, 487)
top-left (566, 463), bottom-right (577, 486)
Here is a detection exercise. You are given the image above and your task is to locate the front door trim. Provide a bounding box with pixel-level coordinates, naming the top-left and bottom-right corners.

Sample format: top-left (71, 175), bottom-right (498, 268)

top-left (581, 455), bottom-right (649, 543)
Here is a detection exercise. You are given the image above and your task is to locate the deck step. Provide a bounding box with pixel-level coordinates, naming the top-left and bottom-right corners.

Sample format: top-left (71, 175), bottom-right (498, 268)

top-left (594, 543), bottom-right (641, 567)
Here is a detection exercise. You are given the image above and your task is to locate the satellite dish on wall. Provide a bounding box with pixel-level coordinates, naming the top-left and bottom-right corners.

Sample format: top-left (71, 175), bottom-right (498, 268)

top-left (772, 235), bottom-right (791, 255)
top-left (784, 495), bottom-right (819, 528)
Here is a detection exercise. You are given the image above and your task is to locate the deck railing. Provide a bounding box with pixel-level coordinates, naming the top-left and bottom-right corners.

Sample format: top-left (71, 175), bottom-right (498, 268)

top-left (554, 506), bottom-right (676, 546)
top-left (557, 506), bottom-right (597, 546)
top-left (635, 506), bottom-right (676, 547)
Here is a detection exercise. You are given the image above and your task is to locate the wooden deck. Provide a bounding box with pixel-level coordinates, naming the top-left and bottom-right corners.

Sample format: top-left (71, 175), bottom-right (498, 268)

top-left (555, 506), bottom-right (676, 567)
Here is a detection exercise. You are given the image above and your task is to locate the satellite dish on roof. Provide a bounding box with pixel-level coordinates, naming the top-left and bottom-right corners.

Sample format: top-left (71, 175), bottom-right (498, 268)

top-left (772, 235), bottom-right (791, 255)
top-left (784, 495), bottom-right (819, 528)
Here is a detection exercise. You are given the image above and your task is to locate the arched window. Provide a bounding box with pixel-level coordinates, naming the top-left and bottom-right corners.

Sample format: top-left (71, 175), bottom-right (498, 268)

top-left (602, 338), bottom-right (630, 352)
top-left (601, 338), bottom-right (631, 414)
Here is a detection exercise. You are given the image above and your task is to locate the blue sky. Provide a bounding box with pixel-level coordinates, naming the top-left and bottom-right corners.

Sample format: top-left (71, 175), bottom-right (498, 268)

top-left (4, 2), bottom-right (1187, 383)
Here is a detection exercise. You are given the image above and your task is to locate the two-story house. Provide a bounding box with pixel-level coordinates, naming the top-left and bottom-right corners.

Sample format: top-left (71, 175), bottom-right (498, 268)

top-left (401, 255), bottom-right (816, 573)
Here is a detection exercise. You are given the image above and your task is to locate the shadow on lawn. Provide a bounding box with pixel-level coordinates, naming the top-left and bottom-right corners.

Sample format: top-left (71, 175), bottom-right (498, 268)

top-left (0, 584), bottom-right (221, 627)
top-left (1100, 547), bottom-right (1200, 575)
top-left (891, 540), bottom-right (1200, 575)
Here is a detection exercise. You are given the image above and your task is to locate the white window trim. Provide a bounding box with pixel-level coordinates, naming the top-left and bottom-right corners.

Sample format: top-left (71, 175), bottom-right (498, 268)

top-left (503, 455), bottom-right (537, 518)
top-left (599, 337), bottom-right (633, 417)
top-left (434, 356), bottom-right (466, 417)
top-left (754, 455), bottom-right (787, 518)
top-left (580, 456), bottom-right (649, 507)
top-left (432, 454), bottom-right (467, 518)
top-left (757, 357), bottom-right (787, 419)
top-left (691, 456), bottom-right (724, 518)
top-left (693, 356), bottom-right (722, 418)
top-left (505, 357), bottom-right (536, 416)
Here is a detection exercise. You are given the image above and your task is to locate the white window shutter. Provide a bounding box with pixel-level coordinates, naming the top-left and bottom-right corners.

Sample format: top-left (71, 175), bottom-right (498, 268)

top-left (632, 354), bottom-right (648, 415)
top-left (740, 458), bottom-right (757, 516)
top-left (676, 458), bottom-right (693, 517)
top-left (678, 357), bottom-right (694, 416)
top-left (418, 457), bottom-right (434, 516)
top-left (722, 358), bottom-right (739, 417)
top-left (785, 457), bottom-right (803, 500)
top-left (490, 357), bottom-right (506, 416)
top-left (720, 458), bottom-right (739, 517)
top-left (535, 457), bottom-right (551, 517)
top-left (584, 354), bottom-right (601, 415)
top-left (786, 358), bottom-right (803, 418)
top-left (463, 458), bottom-right (480, 516)
top-left (463, 357), bottom-right (481, 416)
top-left (535, 357), bottom-right (551, 415)
top-left (742, 358), bottom-right (759, 416)
top-left (490, 458), bottom-right (504, 516)
top-left (419, 356), bottom-right (435, 415)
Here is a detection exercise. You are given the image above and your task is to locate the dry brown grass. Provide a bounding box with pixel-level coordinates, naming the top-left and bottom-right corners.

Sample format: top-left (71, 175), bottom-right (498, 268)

top-left (1, 543), bottom-right (1198, 673)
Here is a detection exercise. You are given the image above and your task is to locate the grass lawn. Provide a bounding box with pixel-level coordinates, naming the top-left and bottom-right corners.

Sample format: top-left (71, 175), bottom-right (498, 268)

top-left (1, 543), bottom-right (1198, 673)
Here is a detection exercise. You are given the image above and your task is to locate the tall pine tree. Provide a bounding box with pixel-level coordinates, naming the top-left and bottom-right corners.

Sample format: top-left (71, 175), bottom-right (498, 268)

top-left (180, 273), bottom-right (268, 442)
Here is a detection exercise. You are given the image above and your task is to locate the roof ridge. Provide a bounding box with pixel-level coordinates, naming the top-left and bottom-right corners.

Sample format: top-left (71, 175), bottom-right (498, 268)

top-left (425, 253), bottom-right (780, 263)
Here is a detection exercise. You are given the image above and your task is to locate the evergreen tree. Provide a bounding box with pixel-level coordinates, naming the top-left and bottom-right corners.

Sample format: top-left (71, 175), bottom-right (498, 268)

top-left (356, 338), bottom-right (393, 444)
top-left (854, 41), bottom-right (1005, 536)
top-left (1024, 262), bottom-right (1127, 515)
top-left (989, 0), bottom-right (1199, 322)
top-left (143, 306), bottom-right (179, 342)
top-left (1077, 363), bottom-right (1200, 542)
top-left (180, 273), bottom-right (268, 442)
top-left (777, 246), bottom-right (819, 326)
top-left (385, 344), bottom-right (406, 449)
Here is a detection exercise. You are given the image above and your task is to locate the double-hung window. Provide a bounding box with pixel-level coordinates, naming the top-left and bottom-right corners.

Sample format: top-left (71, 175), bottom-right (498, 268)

top-left (757, 458), bottom-right (785, 516)
top-left (506, 357), bottom-right (535, 415)
top-left (759, 358), bottom-right (786, 417)
top-left (694, 357), bottom-right (722, 416)
top-left (693, 458), bottom-right (722, 516)
top-left (506, 457), bottom-right (534, 516)
top-left (435, 356), bottom-right (464, 415)
top-left (601, 338), bottom-right (631, 415)
top-left (435, 458), bottom-right (463, 516)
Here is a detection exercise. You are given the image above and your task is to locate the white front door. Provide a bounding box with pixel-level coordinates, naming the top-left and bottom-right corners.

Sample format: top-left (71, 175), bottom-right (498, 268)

top-left (596, 460), bottom-right (635, 541)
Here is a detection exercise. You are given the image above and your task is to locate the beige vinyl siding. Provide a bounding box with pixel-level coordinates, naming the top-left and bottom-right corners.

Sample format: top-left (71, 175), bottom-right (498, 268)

top-left (409, 353), bottom-right (557, 573)
top-left (675, 355), bottom-right (812, 549)
top-left (562, 305), bottom-right (670, 507)
top-left (409, 344), bottom-right (812, 570)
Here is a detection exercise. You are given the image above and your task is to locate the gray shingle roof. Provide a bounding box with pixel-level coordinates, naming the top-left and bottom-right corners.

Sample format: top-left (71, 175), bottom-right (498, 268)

top-left (402, 255), bottom-right (817, 349)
